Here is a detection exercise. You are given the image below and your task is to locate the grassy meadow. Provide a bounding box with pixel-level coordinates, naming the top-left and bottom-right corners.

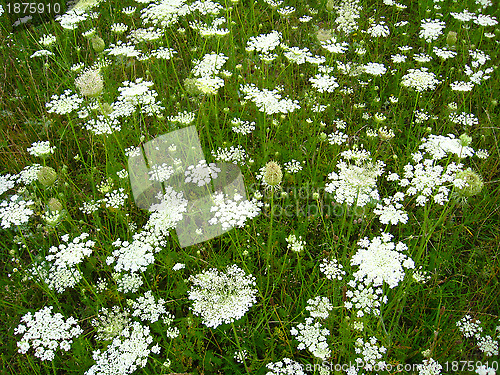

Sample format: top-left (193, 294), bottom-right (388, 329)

top-left (0, 0), bottom-right (499, 374)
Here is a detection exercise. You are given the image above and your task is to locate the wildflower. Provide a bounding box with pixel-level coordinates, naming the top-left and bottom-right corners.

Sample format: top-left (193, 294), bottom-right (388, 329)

top-left (306, 296), bottom-right (333, 319)
top-left (283, 160), bottom-right (303, 174)
top-left (92, 306), bottom-right (131, 341)
top-left (416, 358), bottom-right (442, 375)
top-left (231, 118), bottom-right (256, 135)
top-left (209, 192), bottom-right (262, 230)
top-left (46, 89), bottom-right (83, 115)
top-left (15, 306), bottom-right (83, 361)
top-left (184, 160), bottom-right (221, 186)
top-left (261, 161), bottom-right (283, 191)
top-left (27, 141), bottom-right (56, 158)
top-left (285, 233), bottom-right (305, 252)
top-left (401, 68), bottom-right (440, 92)
top-left (0, 174), bottom-right (16, 196)
top-left (354, 337), bottom-right (387, 371)
top-left (266, 358), bottom-right (306, 375)
top-left (187, 264), bottom-right (258, 328)
top-left (240, 84), bottom-right (300, 115)
top-left (320, 258), bottom-right (346, 280)
top-left (75, 69), bottom-right (104, 97)
top-left (85, 321), bottom-right (159, 375)
top-left (290, 317), bottom-right (331, 360)
top-left (351, 233), bottom-right (414, 288)
top-left (419, 19), bottom-right (446, 42)
top-left (456, 315), bottom-right (482, 338)
top-left (0, 195), bottom-right (34, 229)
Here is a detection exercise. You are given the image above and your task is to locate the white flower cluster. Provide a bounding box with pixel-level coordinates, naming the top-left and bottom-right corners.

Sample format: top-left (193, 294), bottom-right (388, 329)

top-left (325, 154), bottom-right (385, 207)
top-left (146, 187), bottom-right (188, 238)
top-left (351, 233), bottom-right (414, 288)
top-left (309, 73), bottom-right (339, 93)
top-left (327, 130), bottom-right (348, 145)
top-left (265, 357), bottom-right (306, 375)
top-left (187, 264), bottom-right (258, 328)
top-left (148, 163), bottom-right (174, 182)
top-left (306, 296), bottom-right (333, 319)
top-left (456, 315), bottom-right (483, 338)
top-left (168, 110), bottom-right (195, 125)
top-left (114, 272), bottom-right (143, 293)
top-left (92, 306), bottom-right (131, 341)
top-left (130, 290), bottom-right (177, 334)
top-left (240, 83), bottom-right (300, 115)
top-left (401, 67), bottom-right (440, 92)
top-left (449, 112), bottom-right (479, 127)
top-left (0, 173), bottom-right (16, 195)
top-left (0, 195), bottom-right (34, 229)
top-left (419, 134), bottom-right (475, 160)
top-left (320, 258), bottom-right (346, 280)
top-left (419, 19), bottom-right (446, 42)
top-left (211, 145), bottom-right (249, 165)
top-left (373, 193), bottom-right (408, 225)
top-left (345, 278), bottom-right (387, 317)
top-left (456, 315), bottom-right (499, 357)
top-left (27, 141), bottom-right (56, 158)
top-left (416, 358), bottom-right (442, 375)
top-left (399, 155), bottom-right (465, 206)
top-left (140, 0), bottom-right (188, 28)
top-left (17, 164), bottom-right (43, 185)
top-left (29, 260), bottom-right (83, 293)
top-left (29, 232), bottom-right (94, 293)
top-left (184, 159), bottom-right (221, 187)
top-left (46, 232), bottom-right (95, 269)
top-left (191, 52), bottom-right (228, 78)
top-left (109, 229), bottom-right (167, 274)
top-left (15, 306), bottom-right (83, 361)
top-left (187, 52), bottom-right (228, 94)
top-left (282, 45), bottom-right (325, 65)
top-left (45, 89), bottom-right (83, 115)
top-left (102, 188), bottom-right (128, 209)
top-left (246, 30), bottom-right (282, 60)
top-left (290, 317), bottom-right (331, 360)
top-left (208, 192), bottom-right (263, 230)
top-left (285, 233), bottom-right (305, 252)
top-left (85, 321), bottom-right (160, 375)
top-left (283, 160), bottom-right (303, 174)
top-left (334, 0), bottom-right (362, 34)
top-left (354, 337), bottom-right (387, 371)
top-left (231, 118), bottom-right (256, 135)
top-left (112, 78), bottom-right (165, 117)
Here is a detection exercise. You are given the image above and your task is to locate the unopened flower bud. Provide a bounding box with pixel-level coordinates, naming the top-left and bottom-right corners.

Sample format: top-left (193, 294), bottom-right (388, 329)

top-left (48, 197), bottom-right (63, 211)
top-left (455, 168), bottom-right (483, 198)
top-left (91, 36), bottom-right (105, 53)
top-left (459, 133), bottom-right (472, 147)
top-left (38, 167), bottom-right (57, 186)
top-left (263, 161), bottom-right (283, 190)
top-left (446, 31), bottom-right (458, 46)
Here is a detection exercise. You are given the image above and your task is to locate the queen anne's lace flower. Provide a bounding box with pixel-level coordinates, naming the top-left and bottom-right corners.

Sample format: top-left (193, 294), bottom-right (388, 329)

top-left (266, 358), bottom-right (306, 375)
top-left (401, 68), bottom-right (440, 92)
top-left (0, 195), bottom-right (34, 228)
top-left (188, 264), bottom-right (258, 328)
top-left (46, 90), bottom-right (83, 115)
top-left (290, 317), bottom-right (331, 360)
top-left (85, 321), bottom-right (159, 375)
top-left (351, 233), bottom-right (414, 288)
top-left (209, 192), bottom-right (262, 230)
top-left (15, 306), bottom-right (83, 361)
top-left (325, 153), bottom-right (385, 207)
top-left (184, 160), bottom-right (221, 186)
